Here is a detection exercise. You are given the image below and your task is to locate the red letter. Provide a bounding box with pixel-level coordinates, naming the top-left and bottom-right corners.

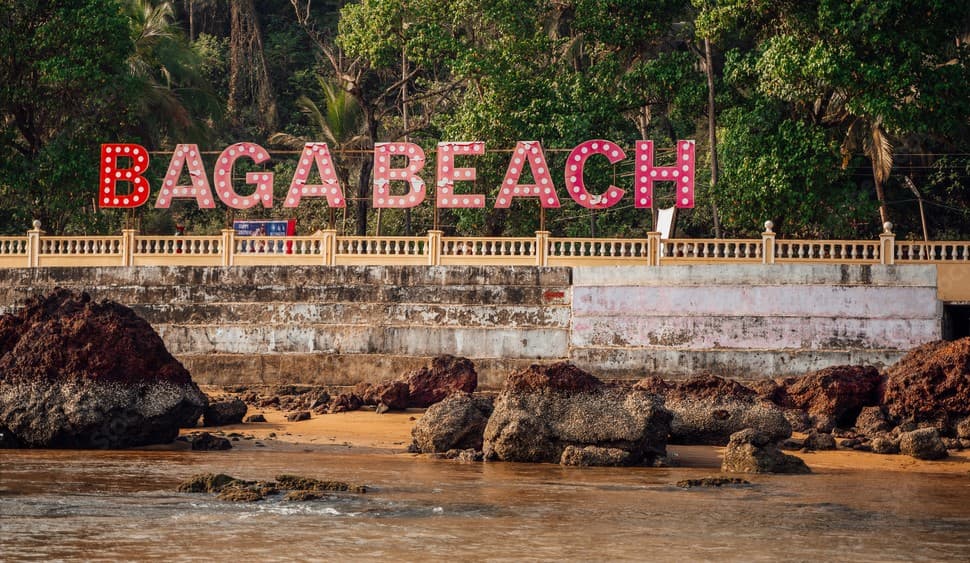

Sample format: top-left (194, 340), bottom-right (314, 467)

top-left (99, 143), bottom-right (150, 208)
top-left (634, 140), bottom-right (695, 209)
top-left (495, 141), bottom-right (560, 208)
top-left (564, 140), bottom-right (626, 209)
top-left (373, 142), bottom-right (426, 208)
top-left (436, 142), bottom-right (485, 208)
top-left (284, 142), bottom-right (345, 208)
top-left (155, 144), bottom-right (216, 209)
top-left (213, 142), bottom-right (273, 209)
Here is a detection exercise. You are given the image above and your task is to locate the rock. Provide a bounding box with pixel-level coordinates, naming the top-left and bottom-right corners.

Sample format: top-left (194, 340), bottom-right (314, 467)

top-left (676, 477), bottom-right (751, 488)
top-left (560, 445), bottom-right (631, 467)
top-left (958, 418), bottom-right (970, 440)
top-left (410, 392), bottom-right (493, 453)
top-left (372, 380), bottom-right (410, 411)
top-left (284, 490), bottom-right (323, 502)
top-left (0, 290), bottom-right (207, 449)
top-left (177, 473), bottom-right (238, 493)
top-left (276, 474), bottom-right (367, 494)
top-left (329, 393), bottom-right (362, 413)
top-left (432, 448), bottom-right (484, 462)
top-left (898, 428), bottom-right (949, 460)
top-left (942, 437), bottom-right (963, 450)
top-left (0, 424), bottom-right (23, 448)
top-left (217, 487), bottom-right (264, 502)
top-left (636, 375), bottom-right (791, 445)
top-left (184, 432), bottom-right (232, 451)
top-left (203, 398), bottom-right (248, 427)
top-left (244, 414), bottom-right (267, 423)
top-left (483, 363), bottom-right (671, 466)
top-left (773, 365), bottom-right (882, 431)
top-left (803, 431), bottom-right (837, 450)
top-left (854, 406), bottom-right (892, 436)
top-left (882, 338), bottom-right (970, 433)
top-left (721, 429), bottom-right (811, 474)
top-left (870, 434), bottom-right (900, 454)
top-left (286, 411), bottom-right (311, 422)
top-left (782, 409), bottom-right (812, 433)
top-left (405, 355), bottom-right (478, 408)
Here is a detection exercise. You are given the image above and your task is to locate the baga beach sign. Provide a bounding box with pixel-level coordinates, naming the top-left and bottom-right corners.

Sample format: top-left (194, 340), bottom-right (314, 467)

top-left (97, 139), bottom-right (696, 212)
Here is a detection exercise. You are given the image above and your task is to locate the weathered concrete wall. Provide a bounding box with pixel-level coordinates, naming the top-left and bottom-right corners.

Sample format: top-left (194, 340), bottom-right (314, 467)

top-left (0, 264), bottom-right (942, 387)
top-left (0, 266), bottom-right (571, 388)
top-left (570, 265), bottom-right (941, 380)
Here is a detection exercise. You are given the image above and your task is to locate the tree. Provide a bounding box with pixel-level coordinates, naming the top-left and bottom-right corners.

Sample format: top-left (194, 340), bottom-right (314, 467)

top-left (697, 0), bottom-right (970, 234)
top-left (0, 0), bottom-right (137, 234)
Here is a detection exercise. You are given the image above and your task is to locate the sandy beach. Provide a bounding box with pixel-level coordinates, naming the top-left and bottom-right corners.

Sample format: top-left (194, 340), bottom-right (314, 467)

top-left (181, 387), bottom-right (970, 476)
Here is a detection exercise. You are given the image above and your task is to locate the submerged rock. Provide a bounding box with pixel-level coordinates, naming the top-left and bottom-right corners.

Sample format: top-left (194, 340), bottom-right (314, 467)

top-left (560, 445), bottom-right (631, 467)
top-left (636, 375), bottom-right (791, 446)
top-left (676, 477), bottom-right (751, 488)
top-left (721, 429), bottom-right (811, 474)
top-left (182, 431), bottom-right (232, 451)
top-left (483, 363), bottom-right (671, 466)
top-left (0, 289), bottom-right (206, 449)
top-left (410, 392), bottom-right (493, 453)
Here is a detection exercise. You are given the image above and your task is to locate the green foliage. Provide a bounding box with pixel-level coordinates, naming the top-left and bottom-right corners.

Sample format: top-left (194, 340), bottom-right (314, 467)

top-left (0, 0), bottom-right (137, 234)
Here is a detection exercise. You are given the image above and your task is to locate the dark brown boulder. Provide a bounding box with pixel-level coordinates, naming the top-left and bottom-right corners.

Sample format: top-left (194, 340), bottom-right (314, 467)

top-left (203, 399), bottom-right (248, 427)
top-left (507, 362), bottom-right (602, 394)
top-left (881, 338), bottom-right (970, 432)
top-left (372, 380), bottom-right (411, 410)
top-left (774, 365), bottom-right (882, 430)
top-left (0, 289), bottom-right (206, 449)
top-left (329, 393), bottom-right (363, 413)
top-left (405, 355), bottom-right (478, 407)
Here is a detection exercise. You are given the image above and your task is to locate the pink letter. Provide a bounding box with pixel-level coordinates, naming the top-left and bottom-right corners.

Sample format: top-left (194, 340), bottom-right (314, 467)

top-left (155, 144), bottom-right (215, 208)
top-left (284, 142), bottom-right (345, 208)
top-left (634, 140), bottom-right (695, 209)
top-left (213, 142), bottom-right (273, 209)
top-left (436, 142), bottom-right (485, 208)
top-left (99, 143), bottom-right (150, 208)
top-left (564, 140), bottom-right (626, 209)
top-left (495, 141), bottom-right (560, 208)
top-left (373, 142), bottom-right (426, 208)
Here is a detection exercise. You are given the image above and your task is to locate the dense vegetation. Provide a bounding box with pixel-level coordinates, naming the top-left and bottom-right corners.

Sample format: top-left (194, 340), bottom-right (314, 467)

top-left (1, 0), bottom-right (968, 239)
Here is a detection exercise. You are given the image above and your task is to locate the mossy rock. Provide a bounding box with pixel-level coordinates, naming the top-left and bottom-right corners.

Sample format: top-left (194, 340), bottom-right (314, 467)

top-left (276, 474), bottom-right (366, 494)
top-left (284, 490), bottom-right (324, 502)
top-left (177, 473), bottom-right (238, 493)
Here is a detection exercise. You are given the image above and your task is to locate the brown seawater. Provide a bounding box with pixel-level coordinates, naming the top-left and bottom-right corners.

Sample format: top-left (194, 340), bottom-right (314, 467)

top-left (1, 447), bottom-right (969, 561)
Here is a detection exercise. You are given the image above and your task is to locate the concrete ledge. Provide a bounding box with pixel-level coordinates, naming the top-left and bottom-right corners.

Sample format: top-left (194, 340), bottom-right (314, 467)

top-left (570, 348), bottom-right (909, 381)
top-left (573, 264), bottom-right (938, 287)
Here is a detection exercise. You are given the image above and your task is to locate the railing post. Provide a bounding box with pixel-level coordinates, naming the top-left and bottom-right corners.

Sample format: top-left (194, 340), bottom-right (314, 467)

top-left (322, 229), bottom-right (337, 265)
top-left (27, 220), bottom-right (43, 268)
top-left (647, 231), bottom-right (661, 266)
top-left (221, 228), bottom-right (235, 266)
top-left (428, 230), bottom-right (442, 265)
top-left (762, 221), bottom-right (776, 264)
top-left (121, 228), bottom-right (137, 266)
top-left (535, 231), bottom-right (550, 266)
top-left (880, 221), bottom-right (895, 265)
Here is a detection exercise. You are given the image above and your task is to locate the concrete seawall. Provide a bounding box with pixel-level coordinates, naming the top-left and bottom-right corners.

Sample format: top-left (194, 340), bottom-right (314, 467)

top-left (0, 264), bottom-right (943, 388)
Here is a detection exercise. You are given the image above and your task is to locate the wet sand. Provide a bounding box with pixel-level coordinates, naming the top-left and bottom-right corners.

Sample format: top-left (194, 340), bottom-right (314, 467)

top-left (181, 391), bottom-right (970, 474)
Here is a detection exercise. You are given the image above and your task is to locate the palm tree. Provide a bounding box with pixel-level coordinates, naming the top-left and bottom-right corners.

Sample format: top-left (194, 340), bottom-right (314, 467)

top-left (841, 115), bottom-right (894, 227)
top-left (125, 0), bottom-right (219, 147)
top-left (269, 75), bottom-right (370, 232)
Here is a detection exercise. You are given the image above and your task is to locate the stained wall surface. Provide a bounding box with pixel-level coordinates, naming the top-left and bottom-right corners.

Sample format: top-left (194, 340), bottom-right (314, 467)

top-left (0, 264), bottom-right (942, 387)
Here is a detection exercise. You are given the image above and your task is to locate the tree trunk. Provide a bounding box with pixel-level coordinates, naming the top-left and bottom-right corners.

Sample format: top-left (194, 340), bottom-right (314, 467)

top-left (704, 37), bottom-right (722, 238)
top-left (227, 0), bottom-right (278, 133)
top-left (874, 175), bottom-right (890, 228)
